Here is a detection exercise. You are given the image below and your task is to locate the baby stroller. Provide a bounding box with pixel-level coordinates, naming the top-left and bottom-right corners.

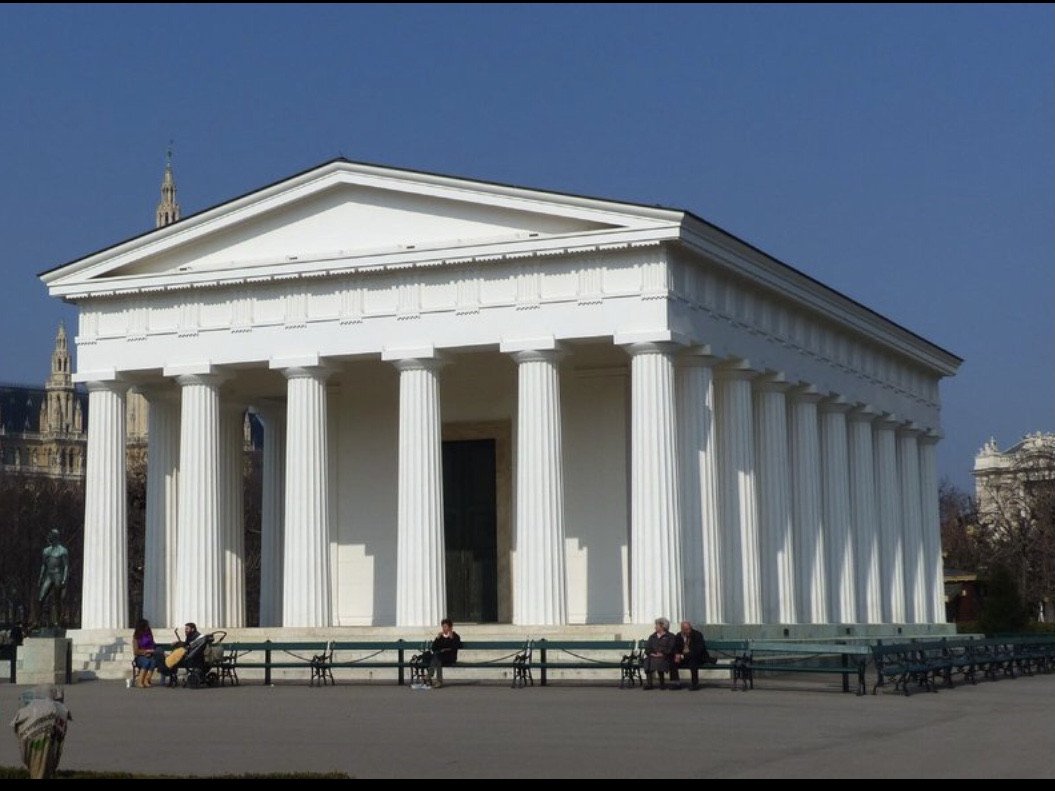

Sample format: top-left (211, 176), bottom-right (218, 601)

top-left (164, 630), bottom-right (227, 688)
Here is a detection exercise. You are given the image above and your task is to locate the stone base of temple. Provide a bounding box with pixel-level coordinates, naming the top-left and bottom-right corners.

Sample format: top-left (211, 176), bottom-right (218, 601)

top-left (62, 623), bottom-right (957, 682)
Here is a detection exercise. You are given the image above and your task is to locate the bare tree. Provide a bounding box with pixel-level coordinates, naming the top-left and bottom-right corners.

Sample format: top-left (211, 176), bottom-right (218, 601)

top-left (975, 448), bottom-right (1055, 622)
top-left (940, 478), bottom-right (980, 571)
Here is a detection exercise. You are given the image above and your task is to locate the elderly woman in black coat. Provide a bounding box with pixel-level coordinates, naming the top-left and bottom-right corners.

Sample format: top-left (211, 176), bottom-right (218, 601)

top-left (643, 617), bottom-right (676, 690)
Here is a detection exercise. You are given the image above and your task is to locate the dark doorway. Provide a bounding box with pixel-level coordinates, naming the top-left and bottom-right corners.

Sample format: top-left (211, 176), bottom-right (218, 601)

top-left (442, 439), bottom-right (498, 623)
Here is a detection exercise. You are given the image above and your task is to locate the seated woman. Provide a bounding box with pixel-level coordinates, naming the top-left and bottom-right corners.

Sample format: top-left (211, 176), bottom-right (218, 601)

top-left (131, 619), bottom-right (173, 688)
top-left (643, 617), bottom-right (676, 690)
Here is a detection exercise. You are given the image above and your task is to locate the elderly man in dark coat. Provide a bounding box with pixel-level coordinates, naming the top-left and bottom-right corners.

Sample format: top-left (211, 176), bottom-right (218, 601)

top-left (670, 620), bottom-right (713, 690)
top-left (643, 617), bottom-right (676, 690)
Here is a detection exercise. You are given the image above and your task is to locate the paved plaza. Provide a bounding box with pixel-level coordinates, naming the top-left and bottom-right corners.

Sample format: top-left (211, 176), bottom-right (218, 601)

top-left (2, 674), bottom-right (1053, 778)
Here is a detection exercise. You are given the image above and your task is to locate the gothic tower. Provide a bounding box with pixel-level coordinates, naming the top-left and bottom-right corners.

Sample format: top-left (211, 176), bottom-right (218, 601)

top-left (156, 148), bottom-right (181, 228)
top-left (42, 323), bottom-right (77, 435)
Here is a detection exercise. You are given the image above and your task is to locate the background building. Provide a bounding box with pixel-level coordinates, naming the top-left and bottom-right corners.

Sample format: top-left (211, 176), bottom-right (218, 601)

top-left (974, 433), bottom-right (1055, 519)
top-left (0, 325), bottom-right (89, 478)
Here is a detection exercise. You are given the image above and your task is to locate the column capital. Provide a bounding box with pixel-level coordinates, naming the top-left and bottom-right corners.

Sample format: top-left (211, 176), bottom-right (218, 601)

top-left (389, 356), bottom-right (446, 373)
top-left (164, 361), bottom-right (229, 378)
top-left (84, 379), bottom-right (130, 395)
top-left (623, 341), bottom-right (682, 357)
top-left (919, 429), bottom-right (942, 445)
top-left (818, 395), bottom-right (852, 414)
top-left (509, 348), bottom-right (564, 365)
top-left (788, 384), bottom-right (825, 404)
top-left (173, 372), bottom-right (230, 388)
top-left (382, 344), bottom-right (446, 372)
top-left (754, 372), bottom-right (792, 393)
top-left (613, 329), bottom-right (690, 347)
top-left (499, 335), bottom-right (559, 354)
top-left (714, 358), bottom-right (757, 382)
top-left (679, 344), bottom-right (720, 367)
top-left (873, 412), bottom-right (901, 431)
top-left (381, 344), bottom-right (439, 362)
top-left (279, 365), bottom-right (335, 382)
top-left (269, 355), bottom-right (336, 381)
top-left (897, 422), bottom-right (924, 438)
top-left (847, 404), bottom-right (879, 423)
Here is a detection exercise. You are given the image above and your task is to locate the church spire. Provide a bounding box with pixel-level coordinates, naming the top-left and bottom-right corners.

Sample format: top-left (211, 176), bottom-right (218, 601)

top-left (156, 146), bottom-right (181, 228)
top-left (43, 322), bottom-right (75, 435)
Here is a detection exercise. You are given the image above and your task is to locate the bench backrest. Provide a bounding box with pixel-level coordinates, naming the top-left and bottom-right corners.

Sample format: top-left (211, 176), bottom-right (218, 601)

top-left (872, 642), bottom-right (922, 659)
top-left (534, 640), bottom-right (637, 651)
top-left (749, 641), bottom-right (871, 657)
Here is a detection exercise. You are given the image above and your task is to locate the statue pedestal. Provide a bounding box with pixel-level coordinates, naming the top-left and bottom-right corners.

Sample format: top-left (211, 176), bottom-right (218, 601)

top-left (16, 638), bottom-right (72, 685)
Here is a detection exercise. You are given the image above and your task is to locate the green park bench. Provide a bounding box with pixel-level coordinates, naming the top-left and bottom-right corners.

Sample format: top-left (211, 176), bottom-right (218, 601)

top-left (742, 641), bottom-right (872, 695)
top-left (974, 638), bottom-right (1017, 681)
top-left (226, 640), bottom-right (413, 686)
top-left (528, 639), bottom-right (644, 688)
top-left (223, 636), bottom-right (748, 689)
top-left (872, 636), bottom-right (1055, 696)
top-left (405, 640), bottom-right (533, 688)
top-left (938, 637), bottom-right (986, 687)
top-left (871, 642), bottom-right (935, 696)
top-left (226, 639), bottom-right (533, 687)
top-left (526, 638), bottom-right (749, 690)
top-left (1006, 636), bottom-right (1055, 676)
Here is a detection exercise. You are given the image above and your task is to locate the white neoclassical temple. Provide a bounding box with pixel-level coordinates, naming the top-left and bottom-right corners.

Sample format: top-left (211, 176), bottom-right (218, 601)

top-left (42, 159), bottom-right (961, 634)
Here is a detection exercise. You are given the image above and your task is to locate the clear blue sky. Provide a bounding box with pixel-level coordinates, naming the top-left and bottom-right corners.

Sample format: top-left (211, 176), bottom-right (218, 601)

top-left (0, 4), bottom-right (1050, 488)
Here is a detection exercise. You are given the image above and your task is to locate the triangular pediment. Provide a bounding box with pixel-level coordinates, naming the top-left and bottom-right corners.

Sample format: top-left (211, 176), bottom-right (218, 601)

top-left (42, 159), bottom-right (684, 294)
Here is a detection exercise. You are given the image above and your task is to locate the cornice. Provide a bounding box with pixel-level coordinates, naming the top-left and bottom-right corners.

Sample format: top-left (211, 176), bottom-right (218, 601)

top-left (678, 218), bottom-right (961, 378)
top-left (47, 231), bottom-right (675, 301)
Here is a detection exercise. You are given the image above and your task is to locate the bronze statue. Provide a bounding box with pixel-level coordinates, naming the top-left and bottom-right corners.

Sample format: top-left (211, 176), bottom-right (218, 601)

top-left (37, 530), bottom-right (69, 627)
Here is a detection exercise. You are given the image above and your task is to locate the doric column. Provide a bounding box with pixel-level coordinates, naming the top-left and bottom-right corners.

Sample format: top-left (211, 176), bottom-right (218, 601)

top-left (509, 346), bottom-right (567, 626)
top-left (848, 407), bottom-right (883, 624)
top-left (390, 355), bottom-right (446, 627)
top-left (281, 365), bottom-right (333, 627)
top-left (219, 401), bottom-right (246, 627)
top-left (820, 398), bottom-right (855, 623)
top-left (677, 351), bottom-right (722, 623)
top-left (627, 343), bottom-right (683, 623)
top-left (753, 376), bottom-right (795, 624)
top-left (919, 433), bottom-right (945, 623)
top-left (874, 415), bottom-right (906, 622)
top-left (81, 381), bottom-right (128, 629)
top-left (898, 426), bottom-right (927, 623)
top-left (716, 363), bottom-right (761, 625)
top-left (789, 388), bottom-right (828, 624)
top-left (256, 405), bottom-right (286, 628)
top-left (173, 373), bottom-right (225, 627)
top-left (140, 386), bottom-right (179, 627)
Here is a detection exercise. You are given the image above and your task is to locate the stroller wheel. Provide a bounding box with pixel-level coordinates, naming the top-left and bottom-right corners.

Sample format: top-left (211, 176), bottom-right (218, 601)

top-left (206, 671), bottom-right (219, 687)
top-left (186, 673), bottom-right (201, 690)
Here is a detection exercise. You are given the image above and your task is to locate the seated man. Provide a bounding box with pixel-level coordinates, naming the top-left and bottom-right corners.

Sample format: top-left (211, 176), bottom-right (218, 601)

top-left (426, 618), bottom-right (461, 689)
top-left (182, 622), bottom-right (202, 646)
top-left (163, 622), bottom-right (205, 684)
top-left (670, 620), bottom-right (713, 691)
